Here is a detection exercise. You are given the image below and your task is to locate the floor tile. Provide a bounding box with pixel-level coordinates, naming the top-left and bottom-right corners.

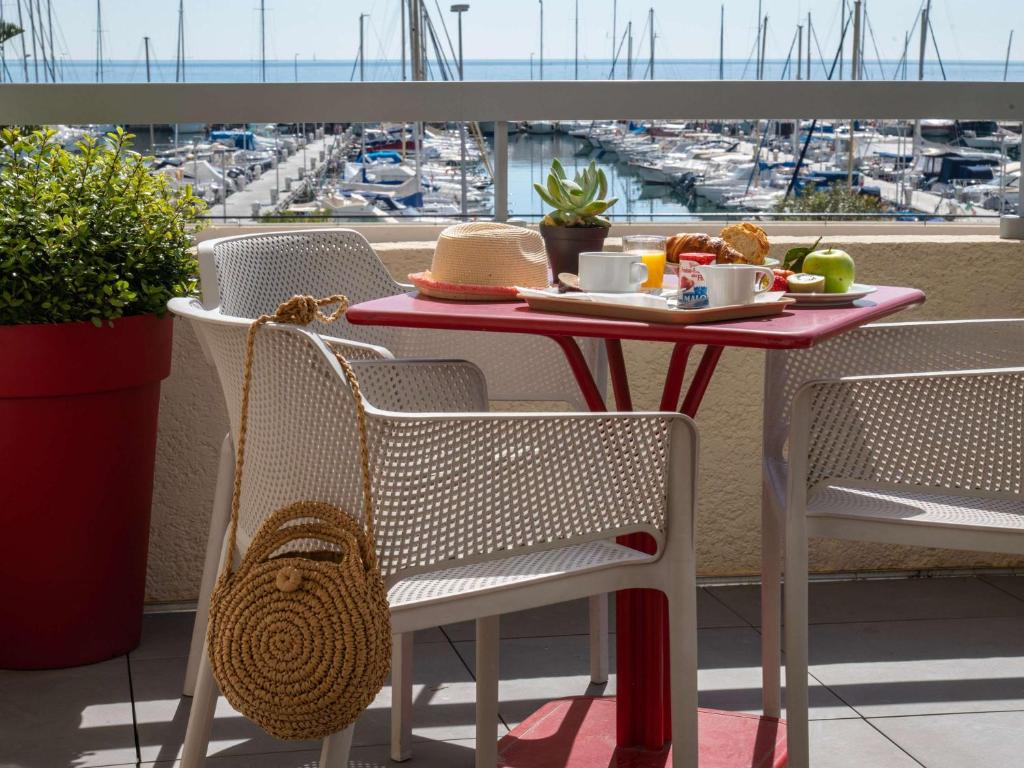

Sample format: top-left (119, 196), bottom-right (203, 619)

top-left (133, 612), bottom-right (196, 661)
top-left (709, 576), bottom-right (1024, 627)
top-left (870, 710), bottom-right (1024, 768)
top-left (444, 597), bottom-right (613, 642)
top-left (140, 738), bottom-right (477, 767)
top-left (444, 590), bottom-right (744, 643)
top-left (129, 639), bottom-right (476, 763)
top-left (453, 634), bottom-right (615, 729)
top-left (808, 617), bottom-right (1024, 717)
top-left (697, 627), bottom-right (856, 721)
top-left (0, 657), bottom-right (137, 768)
top-left (978, 573), bottom-right (1024, 602)
top-left (807, 718), bottom-right (922, 768)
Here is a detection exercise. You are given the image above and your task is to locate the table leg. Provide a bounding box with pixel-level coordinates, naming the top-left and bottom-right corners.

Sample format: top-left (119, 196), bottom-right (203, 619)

top-left (605, 339), bottom-right (633, 411)
top-left (549, 335), bottom-right (607, 411)
top-left (680, 345), bottom-right (724, 417)
top-left (660, 343), bottom-right (694, 411)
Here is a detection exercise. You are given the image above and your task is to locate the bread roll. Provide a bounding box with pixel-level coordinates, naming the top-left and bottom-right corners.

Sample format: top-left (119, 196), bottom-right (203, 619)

top-left (665, 233), bottom-right (743, 264)
top-left (719, 223), bottom-right (770, 265)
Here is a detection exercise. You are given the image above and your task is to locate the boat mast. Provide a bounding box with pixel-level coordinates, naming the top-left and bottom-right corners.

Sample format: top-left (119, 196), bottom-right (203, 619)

top-left (807, 12), bottom-right (812, 79)
top-left (759, 15), bottom-right (767, 81)
top-left (33, 0), bottom-right (48, 81)
top-left (46, 0), bottom-right (54, 81)
top-left (574, 0), bottom-right (579, 80)
top-left (16, 0), bottom-right (27, 81)
top-left (796, 24), bottom-right (803, 80)
top-left (538, 0), bottom-right (543, 80)
top-left (648, 8), bottom-right (654, 80)
top-left (144, 36), bottom-right (155, 148)
top-left (718, 5), bottom-right (724, 80)
top-left (839, 0), bottom-right (845, 79)
top-left (847, 0), bottom-right (861, 187)
top-left (1005, 31), bottom-right (1014, 82)
top-left (611, 0), bottom-right (616, 79)
top-left (400, 0), bottom-right (406, 80)
top-left (27, 0), bottom-right (37, 81)
top-left (95, 0), bottom-right (102, 83)
top-left (755, 0), bottom-right (762, 78)
top-left (259, 0), bottom-right (266, 82)
top-left (175, 0), bottom-right (185, 82)
top-left (626, 20), bottom-right (632, 80)
top-left (359, 13), bottom-right (366, 81)
top-left (914, 0), bottom-right (929, 158)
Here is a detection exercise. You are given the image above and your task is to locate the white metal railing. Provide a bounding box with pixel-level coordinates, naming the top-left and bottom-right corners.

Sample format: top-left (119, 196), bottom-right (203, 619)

top-left (0, 80), bottom-right (1020, 226)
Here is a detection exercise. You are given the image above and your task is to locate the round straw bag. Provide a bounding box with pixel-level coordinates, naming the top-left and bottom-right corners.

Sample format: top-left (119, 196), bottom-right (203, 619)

top-left (206, 295), bottom-right (391, 741)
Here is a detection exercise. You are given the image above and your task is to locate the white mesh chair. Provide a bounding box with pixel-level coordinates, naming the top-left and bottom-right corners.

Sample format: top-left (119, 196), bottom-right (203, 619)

top-left (188, 229), bottom-right (611, 761)
top-left (760, 319), bottom-right (1024, 767)
top-left (170, 298), bottom-right (700, 768)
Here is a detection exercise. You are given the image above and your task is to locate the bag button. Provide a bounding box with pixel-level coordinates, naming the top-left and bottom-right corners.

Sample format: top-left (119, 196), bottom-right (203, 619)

top-left (275, 565), bottom-right (303, 593)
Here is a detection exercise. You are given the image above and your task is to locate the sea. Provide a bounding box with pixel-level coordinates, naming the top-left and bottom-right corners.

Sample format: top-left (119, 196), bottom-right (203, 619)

top-left (15, 57), bottom-right (1019, 220)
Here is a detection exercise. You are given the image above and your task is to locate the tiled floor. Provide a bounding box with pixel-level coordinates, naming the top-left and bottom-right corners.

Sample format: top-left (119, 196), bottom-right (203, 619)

top-left (4, 575), bottom-right (1024, 767)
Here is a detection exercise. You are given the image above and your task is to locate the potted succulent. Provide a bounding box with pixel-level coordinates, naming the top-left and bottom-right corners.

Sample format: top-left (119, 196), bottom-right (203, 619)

top-left (534, 159), bottom-right (617, 276)
top-left (0, 127), bottom-right (205, 669)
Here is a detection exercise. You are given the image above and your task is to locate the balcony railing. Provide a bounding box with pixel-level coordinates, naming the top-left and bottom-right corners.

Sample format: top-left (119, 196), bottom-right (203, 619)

top-left (0, 80), bottom-right (1020, 227)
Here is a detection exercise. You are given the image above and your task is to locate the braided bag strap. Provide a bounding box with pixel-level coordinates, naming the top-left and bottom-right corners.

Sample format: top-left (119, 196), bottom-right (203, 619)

top-left (219, 295), bottom-right (378, 584)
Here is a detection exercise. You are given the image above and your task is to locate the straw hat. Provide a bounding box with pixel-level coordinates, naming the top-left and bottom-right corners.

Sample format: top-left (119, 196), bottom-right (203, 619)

top-left (409, 222), bottom-right (549, 301)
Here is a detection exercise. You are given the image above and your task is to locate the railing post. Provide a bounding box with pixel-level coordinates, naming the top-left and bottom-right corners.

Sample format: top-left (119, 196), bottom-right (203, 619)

top-left (494, 120), bottom-right (508, 222)
top-left (999, 121), bottom-right (1024, 240)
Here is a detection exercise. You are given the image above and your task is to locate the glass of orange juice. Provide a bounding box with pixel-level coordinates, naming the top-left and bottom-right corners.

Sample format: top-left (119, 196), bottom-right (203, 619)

top-left (623, 235), bottom-right (667, 290)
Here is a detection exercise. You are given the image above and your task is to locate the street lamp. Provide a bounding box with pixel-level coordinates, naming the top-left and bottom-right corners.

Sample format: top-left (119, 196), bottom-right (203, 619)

top-left (450, 3), bottom-right (470, 218)
top-left (450, 4), bottom-right (469, 80)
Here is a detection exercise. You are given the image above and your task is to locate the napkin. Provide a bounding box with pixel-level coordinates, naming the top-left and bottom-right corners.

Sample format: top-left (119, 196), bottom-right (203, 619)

top-left (516, 287), bottom-right (669, 309)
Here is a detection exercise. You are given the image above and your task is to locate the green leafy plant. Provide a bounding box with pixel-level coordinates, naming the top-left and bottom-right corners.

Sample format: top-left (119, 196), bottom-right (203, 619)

top-left (0, 21), bottom-right (23, 45)
top-left (0, 127), bottom-right (206, 326)
top-left (534, 159), bottom-right (617, 227)
top-left (775, 185), bottom-right (886, 217)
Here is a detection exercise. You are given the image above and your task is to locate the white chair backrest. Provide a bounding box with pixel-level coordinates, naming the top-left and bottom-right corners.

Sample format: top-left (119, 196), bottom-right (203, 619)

top-left (199, 229), bottom-right (401, 347)
top-left (764, 319), bottom-right (1024, 463)
top-left (198, 229), bottom-right (606, 408)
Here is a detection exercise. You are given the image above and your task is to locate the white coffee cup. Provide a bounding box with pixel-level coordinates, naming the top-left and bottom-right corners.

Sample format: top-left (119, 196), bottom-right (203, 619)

top-left (695, 264), bottom-right (775, 307)
top-left (578, 252), bottom-right (649, 293)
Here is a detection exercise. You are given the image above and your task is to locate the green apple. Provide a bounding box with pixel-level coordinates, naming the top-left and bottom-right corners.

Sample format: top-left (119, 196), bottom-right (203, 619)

top-left (802, 248), bottom-right (855, 293)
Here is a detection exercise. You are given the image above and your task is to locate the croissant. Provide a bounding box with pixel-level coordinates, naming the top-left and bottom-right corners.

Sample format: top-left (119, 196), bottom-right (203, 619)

top-left (665, 233), bottom-right (743, 264)
top-left (720, 223), bottom-right (770, 265)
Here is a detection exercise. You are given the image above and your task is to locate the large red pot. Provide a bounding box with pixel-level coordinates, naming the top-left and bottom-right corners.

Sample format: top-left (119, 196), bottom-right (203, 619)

top-left (0, 314), bottom-right (173, 669)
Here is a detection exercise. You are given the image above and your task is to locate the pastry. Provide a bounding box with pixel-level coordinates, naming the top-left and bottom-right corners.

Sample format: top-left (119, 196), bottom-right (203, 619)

top-left (719, 223), bottom-right (770, 265)
top-left (665, 233), bottom-right (743, 264)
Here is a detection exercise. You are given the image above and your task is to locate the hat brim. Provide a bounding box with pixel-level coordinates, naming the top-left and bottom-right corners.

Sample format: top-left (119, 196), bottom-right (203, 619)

top-left (408, 271), bottom-right (525, 302)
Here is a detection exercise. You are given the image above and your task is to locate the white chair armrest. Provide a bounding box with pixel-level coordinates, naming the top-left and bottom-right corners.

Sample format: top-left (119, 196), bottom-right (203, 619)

top-left (320, 334), bottom-right (394, 361)
top-left (370, 410), bottom-right (696, 578)
top-left (787, 367), bottom-right (1024, 502)
top-left (350, 359), bottom-right (489, 413)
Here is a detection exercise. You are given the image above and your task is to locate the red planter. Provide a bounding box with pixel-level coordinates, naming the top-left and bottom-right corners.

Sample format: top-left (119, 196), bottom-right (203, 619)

top-left (0, 314), bottom-right (174, 669)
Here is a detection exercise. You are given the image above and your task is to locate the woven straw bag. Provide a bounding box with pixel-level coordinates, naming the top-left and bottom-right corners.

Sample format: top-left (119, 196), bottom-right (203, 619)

top-left (206, 295), bottom-right (391, 741)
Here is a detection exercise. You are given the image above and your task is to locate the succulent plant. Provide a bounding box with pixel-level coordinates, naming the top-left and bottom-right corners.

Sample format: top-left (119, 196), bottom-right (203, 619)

top-left (534, 159), bottom-right (617, 228)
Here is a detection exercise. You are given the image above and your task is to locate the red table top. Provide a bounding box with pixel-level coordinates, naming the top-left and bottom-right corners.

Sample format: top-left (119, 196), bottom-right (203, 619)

top-left (346, 285), bottom-right (925, 350)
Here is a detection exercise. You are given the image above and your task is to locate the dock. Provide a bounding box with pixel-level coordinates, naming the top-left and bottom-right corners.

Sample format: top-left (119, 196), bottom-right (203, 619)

top-left (213, 131), bottom-right (348, 220)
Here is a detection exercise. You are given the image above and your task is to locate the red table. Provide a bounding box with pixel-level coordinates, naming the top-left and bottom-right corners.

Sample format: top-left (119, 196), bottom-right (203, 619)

top-left (348, 286), bottom-right (925, 767)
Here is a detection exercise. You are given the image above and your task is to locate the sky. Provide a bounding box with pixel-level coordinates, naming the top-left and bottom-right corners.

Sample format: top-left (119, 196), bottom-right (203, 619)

top-left (3, 0), bottom-right (1021, 63)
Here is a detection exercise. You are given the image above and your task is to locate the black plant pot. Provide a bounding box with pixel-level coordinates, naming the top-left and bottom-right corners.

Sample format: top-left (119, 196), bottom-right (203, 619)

top-left (539, 222), bottom-right (609, 280)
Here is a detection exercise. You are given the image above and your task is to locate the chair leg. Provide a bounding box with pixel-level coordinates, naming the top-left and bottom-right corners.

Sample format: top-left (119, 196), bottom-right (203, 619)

top-left (180, 651), bottom-right (218, 768)
top-left (320, 723), bottom-right (356, 768)
top-left (390, 633), bottom-right (414, 762)
top-left (760, 482), bottom-right (783, 718)
top-left (184, 435), bottom-right (234, 697)
top-left (667, 581), bottom-right (699, 768)
top-left (475, 615), bottom-right (500, 768)
top-left (784, 517), bottom-right (811, 768)
top-left (588, 594), bottom-right (610, 685)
